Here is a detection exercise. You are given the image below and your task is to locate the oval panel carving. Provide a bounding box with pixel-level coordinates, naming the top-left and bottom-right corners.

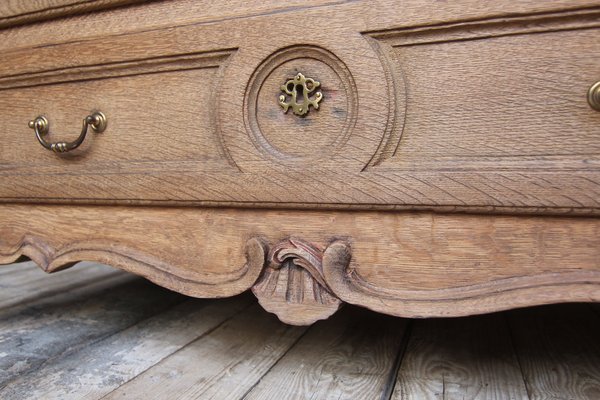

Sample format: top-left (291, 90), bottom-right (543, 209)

top-left (244, 46), bottom-right (358, 164)
top-left (217, 31), bottom-right (400, 172)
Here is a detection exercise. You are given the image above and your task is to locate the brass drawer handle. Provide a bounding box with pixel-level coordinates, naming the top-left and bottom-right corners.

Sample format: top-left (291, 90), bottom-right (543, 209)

top-left (27, 111), bottom-right (107, 153)
top-left (588, 81), bottom-right (600, 111)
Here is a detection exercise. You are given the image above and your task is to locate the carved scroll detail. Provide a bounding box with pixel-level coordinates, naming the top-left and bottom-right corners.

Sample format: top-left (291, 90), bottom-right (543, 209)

top-left (0, 235), bottom-right (267, 298)
top-left (251, 238), bottom-right (349, 325)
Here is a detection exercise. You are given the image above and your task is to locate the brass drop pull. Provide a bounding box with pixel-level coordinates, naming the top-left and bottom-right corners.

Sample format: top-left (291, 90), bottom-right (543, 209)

top-left (27, 111), bottom-right (107, 153)
top-left (588, 81), bottom-right (600, 111)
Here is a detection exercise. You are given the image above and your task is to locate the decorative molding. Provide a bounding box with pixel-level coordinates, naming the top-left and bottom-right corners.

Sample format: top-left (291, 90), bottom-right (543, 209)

top-left (1, 202), bottom-right (598, 326)
top-left (0, 50), bottom-right (233, 91)
top-left (321, 240), bottom-right (600, 318)
top-left (0, 235), bottom-right (267, 298)
top-left (251, 238), bottom-right (345, 325)
top-left (359, 8), bottom-right (600, 168)
top-left (361, 37), bottom-right (407, 168)
top-left (251, 237), bottom-right (600, 324)
top-left (0, 0), bottom-right (146, 30)
top-left (366, 7), bottom-right (600, 47)
top-left (1, 5), bottom-right (599, 214)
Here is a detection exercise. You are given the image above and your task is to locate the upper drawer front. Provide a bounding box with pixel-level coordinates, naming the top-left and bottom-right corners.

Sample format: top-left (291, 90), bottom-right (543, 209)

top-left (0, 52), bottom-right (228, 169)
top-left (0, 0), bottom-right (145, 29)
top-left (1, 2), bottom-right (600, 214)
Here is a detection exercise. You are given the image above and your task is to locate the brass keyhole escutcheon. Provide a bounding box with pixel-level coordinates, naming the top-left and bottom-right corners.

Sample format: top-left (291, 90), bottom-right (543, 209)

top-left (279, 73), bottom-right (323, 116)
top-left (588, 81), bottom-right (600, 112)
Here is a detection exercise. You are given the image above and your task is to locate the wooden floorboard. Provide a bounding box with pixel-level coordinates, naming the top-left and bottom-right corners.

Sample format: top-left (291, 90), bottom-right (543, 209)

top-left (392, 313), bottom-right (529, 400)
top-left (0, 262), bottom-right (37, 275)
top-left (0, 261), bottom-right (122, 311)
top-left (0, 296), bottom-right (253, 400)
top-left (0, 265), bottom-right (185, 391)
top-left (103, 304), bottom-right (308, 400)
top-left (0, 261), bottom-right (599, 400)
top-left (243, 307), bottom-right (409, 400)
top-left (507, 304), bottom-right (600, 400)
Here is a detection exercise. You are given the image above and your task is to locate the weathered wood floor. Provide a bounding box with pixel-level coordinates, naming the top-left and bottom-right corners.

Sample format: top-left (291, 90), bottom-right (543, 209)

top-left (1, 262), bottom-right (599, 400)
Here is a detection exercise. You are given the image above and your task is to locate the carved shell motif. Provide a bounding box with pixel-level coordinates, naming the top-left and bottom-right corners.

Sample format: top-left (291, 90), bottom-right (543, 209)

top-left (252, 238), bottom-right (342, 325)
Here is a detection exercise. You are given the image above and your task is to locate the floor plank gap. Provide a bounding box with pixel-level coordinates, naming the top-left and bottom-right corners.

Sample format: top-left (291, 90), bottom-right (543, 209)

top-left (101, 302), bottom-right (308, 400)
top-left (504, 313), bottom-right (533, 400)
top-left (380, 319), bottom-right (413, 400)
top-left (238, 323), bottom-right (313, 400)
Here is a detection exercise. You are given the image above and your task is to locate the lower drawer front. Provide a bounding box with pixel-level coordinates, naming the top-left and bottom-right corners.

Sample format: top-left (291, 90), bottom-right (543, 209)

top-left (1, 204), bottom-right (599, 324)
top-left (0, 3), bottom-right (599, 213)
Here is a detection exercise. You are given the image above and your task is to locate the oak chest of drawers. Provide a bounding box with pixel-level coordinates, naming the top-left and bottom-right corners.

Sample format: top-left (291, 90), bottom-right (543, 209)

top-left (1, 0), bottom-right (599, 325)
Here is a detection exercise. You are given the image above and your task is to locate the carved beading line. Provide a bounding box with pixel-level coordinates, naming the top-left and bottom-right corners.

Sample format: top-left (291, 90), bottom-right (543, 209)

top-left (366, 8), bottom-right (600, 47)
top-left (0, 50), bottom-right (234, 91)
top-left (361, 37), bottom-right (407, 169)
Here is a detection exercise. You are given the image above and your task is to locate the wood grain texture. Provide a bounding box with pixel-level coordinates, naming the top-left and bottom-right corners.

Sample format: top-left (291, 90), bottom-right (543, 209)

top-left (103, 304), bottom-right (307, 400)
top-left (0, 271), bottom-right (183, 388)
top-left (0, 295), bottom-right (252, 400)
top-left (2, 264), bottom-right (600, 399)
top-left (1, 204), bottom-right (598, 324)
top-left (392, 314), bottom-right (528, 399)
top-left (0, 261), bottom-right (121, 310)
top-left (2, 0), bottom-right (600, 324)
top-left (244, 307), bottom-right (409, 400)
top-left (0, 205), bottom-right (268, 299)
top-left (1, 0), bottom-right (598, 52)
top-left (0, 0), bottom-right (146, 29)
top-left (0, 2), bottom-right (599, 214)
top-left (0, 51), bottom-right (234, 170)
top-left (377, 26), bottom-right (600, 166)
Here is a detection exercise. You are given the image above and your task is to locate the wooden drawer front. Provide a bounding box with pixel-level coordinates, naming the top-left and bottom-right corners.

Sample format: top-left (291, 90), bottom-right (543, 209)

top-left (0, 53), bottom-right (228, 171)
top-left (0, 0), bottom-right (145, 29)
top-left (376, 28), bottom-right (600, 168)
top-left (0, 2), bottom-right (599, 214)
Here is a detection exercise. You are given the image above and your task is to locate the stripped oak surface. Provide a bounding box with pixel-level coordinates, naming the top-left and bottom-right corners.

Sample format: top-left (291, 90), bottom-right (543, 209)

top-left (1, 0), bottom-right (600, 215)
top-left (0, 0), bottom-right (146, 29)
top-left (1, 0), bottom-right (600, 327)
top-left (1, 261), bottom-right (599, 400)
top-left (2, 204), bottom-right (599, 324)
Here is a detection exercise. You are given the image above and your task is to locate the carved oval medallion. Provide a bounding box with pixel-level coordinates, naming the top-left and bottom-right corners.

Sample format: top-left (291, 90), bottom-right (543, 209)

top-left (244, 46), bottom-right (357, 164)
